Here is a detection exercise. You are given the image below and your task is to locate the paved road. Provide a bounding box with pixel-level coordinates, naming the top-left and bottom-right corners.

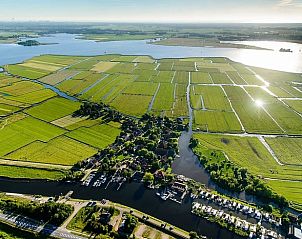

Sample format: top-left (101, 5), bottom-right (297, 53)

top-left (0, 211), bottom-right (86, 239)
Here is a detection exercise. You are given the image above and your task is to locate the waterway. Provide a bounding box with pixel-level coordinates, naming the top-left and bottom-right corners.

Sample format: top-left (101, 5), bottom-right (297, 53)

top-left (0, 178), bottom-right (243, 239)
top-left (0, 34), bottom-right (301, 73)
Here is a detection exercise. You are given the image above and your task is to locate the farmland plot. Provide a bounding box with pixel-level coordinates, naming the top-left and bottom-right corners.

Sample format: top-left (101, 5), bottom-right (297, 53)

top-left (39, 69), bottom-right (79, 85)
top-left (5, 64), bottom-right (50, 79)
top-left (111, 94), bottom-right (152, 116)
top-left (0, 117), bottom-right (65, 156)
top-left (152, 83), bottom-right (174, 111)
top-left (25, 97), bottom-right (80, 122)
top-left (194, 111), bottom-right (242, 133)
top-left (223, 86), bottom-right (283, 134)
top-left (66, 123), bottom-right (121, 149)
top-left (265, 137), bottom-right (302, 165)
top-left (210, 72), bottom-right (232, 84)
top-left (6, 136), bottom-right (97, 166)
top-left (193, 85), bottom-right (232, 111)
top-left (123, 82), bottom-right (158, 96)
top-left (191, 72), bottom-right (212, 84)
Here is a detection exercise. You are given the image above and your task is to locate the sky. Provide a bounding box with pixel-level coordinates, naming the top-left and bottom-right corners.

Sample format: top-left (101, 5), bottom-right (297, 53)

top-left (0, 0), bottom-right (301, 23)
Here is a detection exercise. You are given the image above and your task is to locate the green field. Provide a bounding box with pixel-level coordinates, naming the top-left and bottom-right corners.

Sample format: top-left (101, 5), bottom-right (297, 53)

top-left (194, 111), bottom-right (242, 133)
top-left (209, 72), bottom-right (232, 84)
top-left (6, 136), bottom-right (97, 166)
top-left (5, 89), bottom-right (57, 104)
top-left (25, 97), bottom-right (80, 122)
top-left (193, 85), bottom-right (232, 111)
top-left (193, 133), bottom-right (302, 205)
top-left (0, 165), bottom-right (66, 180)
top-left (223, 86), bottom-right (283, 134)
top-left (0, 103), bottom-right (20, 116)
top-left (66, 123), bottom-right (121, 149)
top-left (265, 137), bottom-right (302, 165)
top-left (283, 99), bottom-right (302, 113)
top-left (0, 116), bottom-right (66, 156)
top-left (193, 133), bottom-right (302, 182)
top-left (0, 81), bottom-right (44, 96)
top-left (4, 64), bottom-right (50, 79)
top-left (123, 82), bottom-right (158, 95)
top-left (265, 180), bottom-right (302, 205)
top-left (152, 83), bottom-right (174, 112)
top-left (133, 56), bottom-right (155, 63)
top-left (191, 72), bottom-right (212, 84)
top-left (0, 74), bottom-right (20, 87)
top-left (111, 94), bottom-right (152, 116)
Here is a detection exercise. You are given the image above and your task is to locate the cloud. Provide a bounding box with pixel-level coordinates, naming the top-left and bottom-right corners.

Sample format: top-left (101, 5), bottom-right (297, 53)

top-left (277, 0), bottom-right (302, 7)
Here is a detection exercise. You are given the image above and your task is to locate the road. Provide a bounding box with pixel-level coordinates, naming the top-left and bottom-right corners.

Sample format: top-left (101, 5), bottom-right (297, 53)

top-left (0, 211), bottom-right (86, 239)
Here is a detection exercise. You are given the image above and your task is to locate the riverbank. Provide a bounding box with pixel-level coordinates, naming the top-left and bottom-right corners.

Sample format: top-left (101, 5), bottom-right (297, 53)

top-left (151, 38), bottom-right (270, 50)
top-left (0, 178), bottom-right (244, 239)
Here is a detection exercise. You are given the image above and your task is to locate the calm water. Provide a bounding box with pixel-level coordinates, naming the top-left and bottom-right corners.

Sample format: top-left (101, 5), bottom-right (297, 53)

top-left (0, 34), bottom-right (301, 73)
top-left (0, 178), bottom-right (243, 239)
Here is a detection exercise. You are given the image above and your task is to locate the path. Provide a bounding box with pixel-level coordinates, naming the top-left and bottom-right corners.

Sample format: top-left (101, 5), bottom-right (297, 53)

top-left (263, 177), bottom-right (302, 183)
top-left (0, 158), bottom-right (72, 170)
top-left (257, 136), bottom-right (284, 166)
top-left (148, 83), bottom-right (161, 112)
top-left (220, 85), bottom-right (246, 132)
top-left (0, 118), bottom-right (8, 130)
top-left (61, 201), bottom-right (88, 229)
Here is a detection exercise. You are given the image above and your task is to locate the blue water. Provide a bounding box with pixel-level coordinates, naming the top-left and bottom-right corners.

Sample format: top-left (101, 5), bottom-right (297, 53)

top-left (0, 33), bottom-right (301, 73)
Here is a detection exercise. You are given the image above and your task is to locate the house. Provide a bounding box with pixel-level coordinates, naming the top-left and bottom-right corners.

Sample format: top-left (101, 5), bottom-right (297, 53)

top-left (171, 181), bottom-right (187, 193)
top-left (289, 224), bottom-right (302, 239)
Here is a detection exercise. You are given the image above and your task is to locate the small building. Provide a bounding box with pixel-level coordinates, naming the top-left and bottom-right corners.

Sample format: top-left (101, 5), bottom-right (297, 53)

top-left (289, 224), bottom-right (302, 239)
top-left (171, 181), bottom-right (187, 193)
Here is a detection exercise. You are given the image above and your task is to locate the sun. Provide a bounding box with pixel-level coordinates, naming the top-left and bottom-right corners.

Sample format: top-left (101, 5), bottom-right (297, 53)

top-left (255, 99), bottom-right (264, 108)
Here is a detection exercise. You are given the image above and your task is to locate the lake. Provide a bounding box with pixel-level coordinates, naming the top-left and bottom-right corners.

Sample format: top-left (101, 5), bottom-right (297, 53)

top-left (0, 34), bottom-right (301, 73)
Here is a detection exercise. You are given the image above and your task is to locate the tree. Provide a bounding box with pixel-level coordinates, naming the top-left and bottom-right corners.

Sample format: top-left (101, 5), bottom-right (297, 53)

top-left (143, 172), bottom-right (154, 184)
top-left (189, 231), bottom-right (200, 239)
top-left (124, 213), bottom-right (138, 233)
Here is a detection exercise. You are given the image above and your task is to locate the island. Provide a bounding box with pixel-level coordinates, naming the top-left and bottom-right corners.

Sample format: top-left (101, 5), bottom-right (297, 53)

top-left (17, 40), bottom-right (41, 46)
top-left (279, 48), bottom-right (293, 53)
top-left (17, 39), bottom-right (56, 46)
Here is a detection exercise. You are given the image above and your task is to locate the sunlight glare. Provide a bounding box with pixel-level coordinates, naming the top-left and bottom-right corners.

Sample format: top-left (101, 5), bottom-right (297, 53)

top-left (255, 99), bottom-right (264, 108)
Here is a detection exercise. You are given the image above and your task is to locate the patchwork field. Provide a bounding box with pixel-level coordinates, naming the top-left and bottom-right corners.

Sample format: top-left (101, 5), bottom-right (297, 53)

top-left (1, 53), bottom-right (302, 207)
top-left (0, 116), bottom-right (66, 156)
top-left (6, 136), bottom-right (97, 166)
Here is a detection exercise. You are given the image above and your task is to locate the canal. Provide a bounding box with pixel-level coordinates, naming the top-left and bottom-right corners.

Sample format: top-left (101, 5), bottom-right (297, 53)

top-left (0, 178), bottom-right (244, 239)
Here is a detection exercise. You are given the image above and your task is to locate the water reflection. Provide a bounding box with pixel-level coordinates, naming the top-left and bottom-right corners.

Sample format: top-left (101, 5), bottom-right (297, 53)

top-left (0, 34), bottom-right (301, 73)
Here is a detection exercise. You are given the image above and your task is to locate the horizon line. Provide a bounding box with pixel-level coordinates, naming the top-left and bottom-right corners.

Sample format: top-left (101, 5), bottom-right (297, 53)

top-left (1, 20), bottom-right (302, 24)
